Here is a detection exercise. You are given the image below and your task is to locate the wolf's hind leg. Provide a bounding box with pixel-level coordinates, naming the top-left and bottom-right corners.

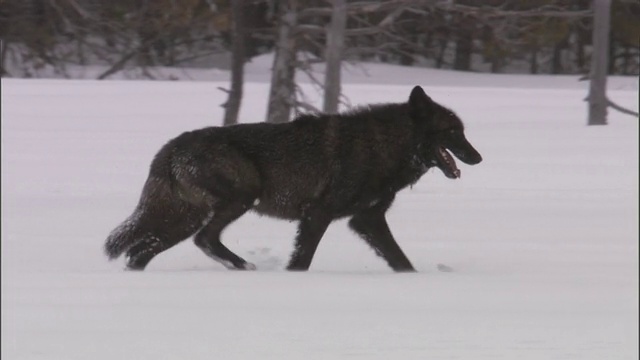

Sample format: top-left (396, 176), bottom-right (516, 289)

top-left (124, 204), bottom-right (207, 271)
top-left (194, 201), bottom-right (255, 270)
top-left (125, 234), bottom-right (173, 271)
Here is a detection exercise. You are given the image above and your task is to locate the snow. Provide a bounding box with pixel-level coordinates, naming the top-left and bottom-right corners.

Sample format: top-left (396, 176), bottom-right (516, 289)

top-left (2, 63), bottom-right (638, 359)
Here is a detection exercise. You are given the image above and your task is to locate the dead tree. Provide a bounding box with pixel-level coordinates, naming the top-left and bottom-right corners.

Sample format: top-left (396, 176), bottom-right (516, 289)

top-left (587, 0), bottom-right (638, 125)
top-left (269, 1), bottom-right (427, 119)
top-left (587, 0), bottom-right (611, 125)
top-left (222, 0), bottom-right (246, 126)
top-left (323, 0), bottom-right (347, 113)
top-left (266, 0), bottom-right (298, 123)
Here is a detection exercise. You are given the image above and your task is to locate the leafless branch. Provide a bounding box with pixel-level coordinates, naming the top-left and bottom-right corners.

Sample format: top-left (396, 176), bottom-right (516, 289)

top-left (96, 47), bottom-right (140, 79)
top-left (608, 98), bottom-right (639, 117)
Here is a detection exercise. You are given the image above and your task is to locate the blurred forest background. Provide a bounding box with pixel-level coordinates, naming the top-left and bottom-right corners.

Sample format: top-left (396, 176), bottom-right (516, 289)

top-left (1, 0), bottom-right (638, 79)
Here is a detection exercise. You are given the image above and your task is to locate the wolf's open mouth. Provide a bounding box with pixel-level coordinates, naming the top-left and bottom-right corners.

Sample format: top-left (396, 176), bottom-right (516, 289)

top-left (437, 147), bottom-right (461, 179)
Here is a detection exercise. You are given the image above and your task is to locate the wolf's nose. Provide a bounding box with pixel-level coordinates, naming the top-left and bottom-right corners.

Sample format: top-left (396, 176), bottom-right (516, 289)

top-left (472, 153), bottom-right (482, 164)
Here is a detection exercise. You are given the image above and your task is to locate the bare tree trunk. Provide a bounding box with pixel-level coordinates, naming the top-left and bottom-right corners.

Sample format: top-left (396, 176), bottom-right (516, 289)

top-left (266, 0), bottom-right (298, 123)
top-left (490, 51), bottom-right (503, 73)
top-left (323, 0), bottom-right (347, 114)
top-left (587, 0), bottom-right (611, 126)
top-left (576, 25), bottom-right (587, 72)
top-left (621, 45), bottom-right (630, 75)
top-left (435, 39), bottom-right (447, 68)
top-left (453, 30), bottom-right (472, 71)
top-left (530, 45), bottom-right (539, 74)
top-left (0, 40), bottom-right (7, 76)
top-left (551, 41), bottom-right (564, 74)
top-left (223, 0), bottom-right (246, 126)
top-left (607, 35), bottom-right (615, 74)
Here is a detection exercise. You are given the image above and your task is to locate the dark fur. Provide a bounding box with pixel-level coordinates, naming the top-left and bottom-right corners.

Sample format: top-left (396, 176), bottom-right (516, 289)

top-left (104, 86), bottom-right (482, 272)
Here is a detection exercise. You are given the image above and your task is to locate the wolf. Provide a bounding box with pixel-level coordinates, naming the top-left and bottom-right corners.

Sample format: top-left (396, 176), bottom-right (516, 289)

top-left (104, 86), bottom-right (482, 272)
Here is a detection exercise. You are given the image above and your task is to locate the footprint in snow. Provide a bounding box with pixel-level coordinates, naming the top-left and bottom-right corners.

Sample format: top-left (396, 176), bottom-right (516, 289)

top-left (247, 247), bottom-right (284, 271)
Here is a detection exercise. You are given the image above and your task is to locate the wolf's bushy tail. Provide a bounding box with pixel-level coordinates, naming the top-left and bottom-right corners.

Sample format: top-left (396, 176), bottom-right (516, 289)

top-left (104, 144), bottom-right (177, 261)
top-left (104, 140), bottom-right (208, 262)
top-left (104, 210), bottom-right (144, 260)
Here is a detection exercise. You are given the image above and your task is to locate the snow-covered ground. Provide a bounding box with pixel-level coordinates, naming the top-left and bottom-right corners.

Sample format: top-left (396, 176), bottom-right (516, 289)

top-left (2, 61), bottom-right (638, 359)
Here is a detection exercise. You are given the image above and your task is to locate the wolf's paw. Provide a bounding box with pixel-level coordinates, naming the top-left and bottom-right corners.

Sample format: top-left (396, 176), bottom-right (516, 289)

top-left (124, 265), bottom-right (144, 271)
top-left (230, 262), bottom-right (256, 270)
top-left (242, 262), bottom-right (257, 270)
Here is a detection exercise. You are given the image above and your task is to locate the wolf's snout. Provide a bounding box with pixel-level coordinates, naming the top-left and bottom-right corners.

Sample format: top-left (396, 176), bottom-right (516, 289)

top-left (457, 139), bottom-right (482, 165)
top-left (453, 147), bottom-right (482, 165)
top-left (467, 152), bottom-right (482, 165)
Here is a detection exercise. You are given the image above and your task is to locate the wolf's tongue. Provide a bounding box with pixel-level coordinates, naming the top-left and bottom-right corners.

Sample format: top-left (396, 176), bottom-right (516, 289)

top-left (438, 147), bottom-right (460, 178)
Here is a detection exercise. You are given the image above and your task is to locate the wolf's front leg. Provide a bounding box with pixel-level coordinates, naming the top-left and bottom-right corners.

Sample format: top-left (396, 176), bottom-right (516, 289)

top-left (349, 210), bottom-right (416, 272)
top-left (286, 208), bottom-right (332, 271)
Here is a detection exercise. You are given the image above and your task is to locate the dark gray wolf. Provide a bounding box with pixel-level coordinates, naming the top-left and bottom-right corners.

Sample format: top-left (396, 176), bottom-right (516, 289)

top-left (104, 86), bottom-right (482, 272)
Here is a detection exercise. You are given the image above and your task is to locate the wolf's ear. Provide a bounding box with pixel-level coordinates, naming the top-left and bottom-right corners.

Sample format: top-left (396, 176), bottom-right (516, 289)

top-left (409, 85), bottom-right (433, 119)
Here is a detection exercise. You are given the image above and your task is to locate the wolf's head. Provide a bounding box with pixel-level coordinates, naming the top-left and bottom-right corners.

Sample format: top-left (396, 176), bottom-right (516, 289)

top-left (408, 85), bottom-right (482, 179)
